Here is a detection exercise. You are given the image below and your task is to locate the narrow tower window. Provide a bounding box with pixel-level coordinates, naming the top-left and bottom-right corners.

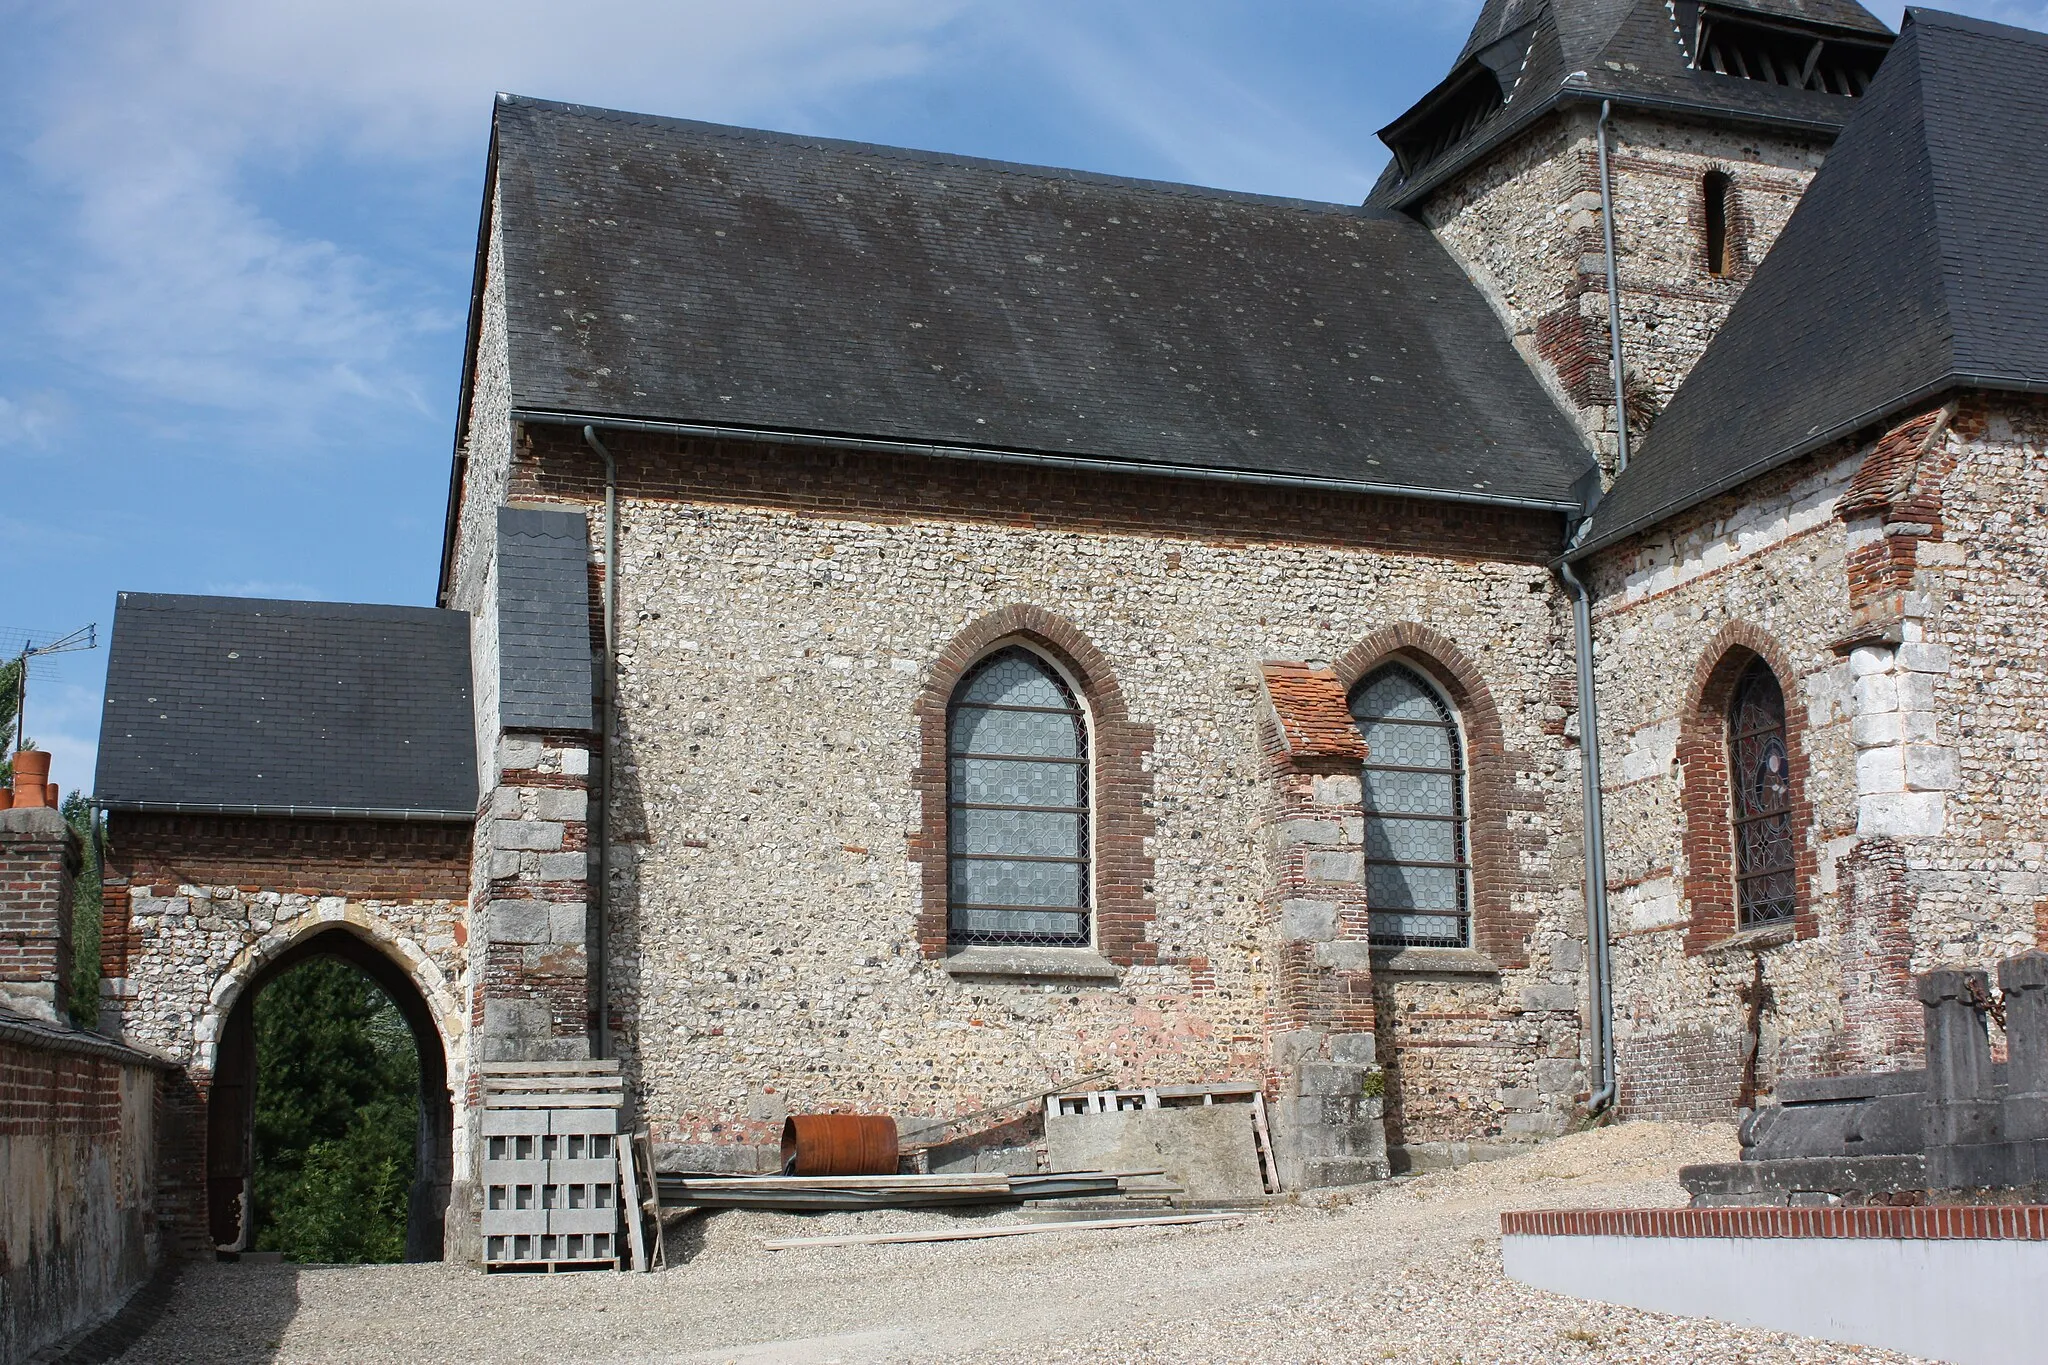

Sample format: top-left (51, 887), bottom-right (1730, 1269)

top-left (1704, 171), bottom-right (1733, 276)
top-left (1729, 659), bottom-right (1795, 926)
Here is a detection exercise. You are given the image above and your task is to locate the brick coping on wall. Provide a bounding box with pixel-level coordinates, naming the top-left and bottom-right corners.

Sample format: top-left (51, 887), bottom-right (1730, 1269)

top-left (0, 1007), bottom-right (175, 1069)
top-left (1502, 1205), bottom-right (2048, 1241)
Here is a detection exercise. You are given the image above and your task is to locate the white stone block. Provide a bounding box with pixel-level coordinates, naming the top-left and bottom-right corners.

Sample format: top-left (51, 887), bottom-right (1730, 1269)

top-left (1849, 645), bottom-right (1895, 677)
top-left (1854, 673), bottom-right (1899, 713)
top-left (1903, 745), bottom-right (1958, 792)
top-left (1851, 711), bottom-right (1902, 748)
top-left (1903, 711), bottom-right (1940, 743)
top-left (1619, 877), bottom-right (1683, 932)
top-left (498, 736), bottom-right (543, 771)
top-left (1859, 790), bottom-right (1945, 838)
top-left (1279, 898), bottom-right (1339, 943)
top-left (1310, 773), bottom-right (1362, 806)
top-left (533, 788), bottom-right (588, 822)
top-left (1857, 746), bottom-right (1904, 794)
top-left (1896, 642), bottom-right (1950, 674)
top-left (559, 746), bottom-right (591, 776)
top-left (1898, 673), bottom-right (1938, 711)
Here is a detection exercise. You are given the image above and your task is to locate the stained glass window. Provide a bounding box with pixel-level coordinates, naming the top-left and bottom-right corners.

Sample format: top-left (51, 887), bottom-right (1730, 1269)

top-left (1730, 659), bottom-right (1796, 926)
top-left (1352, 663), bottom-right (1471, 948)
top-left (947, 647), bottom-right (1090, 946)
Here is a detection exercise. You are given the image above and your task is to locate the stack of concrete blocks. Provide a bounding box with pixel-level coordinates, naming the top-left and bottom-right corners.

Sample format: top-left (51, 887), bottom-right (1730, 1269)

top-left (0, 807), bottom-right (81, 1024)
top-left (1681, 950), bottom-right (2048, 1204)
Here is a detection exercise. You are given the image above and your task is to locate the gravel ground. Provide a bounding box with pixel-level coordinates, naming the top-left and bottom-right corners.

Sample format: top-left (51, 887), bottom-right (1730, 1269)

top-left (93, 1122), bottom-right (1930, 1364)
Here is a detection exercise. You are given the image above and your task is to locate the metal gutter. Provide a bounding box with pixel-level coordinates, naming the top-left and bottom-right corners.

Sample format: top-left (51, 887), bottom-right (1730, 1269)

top-left (1377, 84), bottom-right (1851, 213)
top-left (96, 800), bottom-right (475, 822)
top-left (581, 426), bottom-right (619, 1062)
top-left (1567, 374), bottom-right (2048, 560)
top-left (512, 409), bottom-right (1589, 514)
top-left (1558, 554), bottom-right (1617, 1115)
top-left (1596, 101), bottom-right (1633, 476)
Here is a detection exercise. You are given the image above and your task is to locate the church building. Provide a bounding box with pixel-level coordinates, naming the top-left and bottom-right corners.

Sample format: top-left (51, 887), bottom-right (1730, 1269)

top-left (87, 4), bottom-right (2048, 1258)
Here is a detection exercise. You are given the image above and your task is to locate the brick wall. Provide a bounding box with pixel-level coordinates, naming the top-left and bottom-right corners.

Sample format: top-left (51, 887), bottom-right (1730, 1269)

top-left (0, 1013), bottom-right (164, 1359)
top-left (1, 808), bottom-right (82, 1022)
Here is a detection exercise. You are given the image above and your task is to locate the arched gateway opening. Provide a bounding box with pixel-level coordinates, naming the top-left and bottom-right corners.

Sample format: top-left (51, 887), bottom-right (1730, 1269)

top-left (208, 927), bottom-right (453, 1261)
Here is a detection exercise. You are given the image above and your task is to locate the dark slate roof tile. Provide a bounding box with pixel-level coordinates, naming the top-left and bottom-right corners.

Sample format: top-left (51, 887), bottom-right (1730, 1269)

top-left (496, 506), bottom-right (595, 732)
top-left (96, 594), bottom-right (477, 817)
top-left (1371, 0), bottom-right (1893, 211)
top-left (491, 98), bottom-right (1596, 508)
top-left (1576, 8), bottom-right (2048, 555)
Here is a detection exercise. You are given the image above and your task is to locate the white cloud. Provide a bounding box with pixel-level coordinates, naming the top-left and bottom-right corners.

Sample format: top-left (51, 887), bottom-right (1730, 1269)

top-left (0, 392), bottom-right (65, 447)
top-left (14, 0), bottom-right (967, 447)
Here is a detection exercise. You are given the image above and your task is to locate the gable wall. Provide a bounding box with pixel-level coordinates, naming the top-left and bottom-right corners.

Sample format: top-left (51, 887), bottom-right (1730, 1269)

top-left (510, 424), bottom-right (1593, 1169)
top-left (1422, 107), bottom-right (1826, 477)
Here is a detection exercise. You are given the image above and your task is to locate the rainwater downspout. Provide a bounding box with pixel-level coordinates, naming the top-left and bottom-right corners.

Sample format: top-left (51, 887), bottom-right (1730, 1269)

top-left (1560, 555), bottom-right (1616, 1115)
top-left (582, 425), bottom-right (618, 1061)
top-left (1596, 100), bottom-right (1631, 475)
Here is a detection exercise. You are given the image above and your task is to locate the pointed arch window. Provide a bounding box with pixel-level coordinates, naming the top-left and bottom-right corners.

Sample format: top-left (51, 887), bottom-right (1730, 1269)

top-left (947, 647), bottom-right (1090, 946)
top-left (1352, 663), bottom-right (1471, 949)
top-left (1730, 659), bottom-right (1795, 926)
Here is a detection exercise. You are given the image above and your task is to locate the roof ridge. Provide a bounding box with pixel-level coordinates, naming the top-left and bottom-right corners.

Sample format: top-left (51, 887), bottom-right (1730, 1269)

top-left (1904, 5), bottom-right (2048, 46)
top-left (493, 93), bottom-right (1381, 217)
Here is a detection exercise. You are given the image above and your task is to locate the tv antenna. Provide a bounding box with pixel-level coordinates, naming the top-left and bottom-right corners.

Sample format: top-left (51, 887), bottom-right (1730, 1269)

top-left (8, 624), bottom-right (98, 758)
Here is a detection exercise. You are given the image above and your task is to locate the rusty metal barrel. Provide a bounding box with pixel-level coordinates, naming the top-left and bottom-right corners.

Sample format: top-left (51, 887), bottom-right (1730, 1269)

top-left (780, 1114), bottom-right (899, 1175)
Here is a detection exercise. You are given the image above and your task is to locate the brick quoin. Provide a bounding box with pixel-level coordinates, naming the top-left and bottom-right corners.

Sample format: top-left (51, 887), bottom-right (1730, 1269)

top-left (909, 604), bottom-right (1158, 965)
top-left (1677, 621), bottom-right (1818, 955)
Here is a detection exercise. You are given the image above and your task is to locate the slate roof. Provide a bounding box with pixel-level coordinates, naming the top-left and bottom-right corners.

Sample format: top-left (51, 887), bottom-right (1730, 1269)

top-left (1574, 8), bottom-right (2048, 557)
top-left (96, 594), bottom-right (477, 818)
top-left (1368, 0), bottom-right (1893, 211)
top-left (485, 96), bottom-right (1596, 509)
top-left (496, 507), bottom-right (594, 732)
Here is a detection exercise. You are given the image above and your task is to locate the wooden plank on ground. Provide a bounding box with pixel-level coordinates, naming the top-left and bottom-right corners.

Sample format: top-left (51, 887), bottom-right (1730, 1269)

top-left (763, 1211), bottom-right (1244, 1250)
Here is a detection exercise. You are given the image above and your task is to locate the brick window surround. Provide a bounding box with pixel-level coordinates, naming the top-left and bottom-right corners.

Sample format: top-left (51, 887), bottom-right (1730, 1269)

top-left (1679, 623), bottom-right (1818, 953)
top-left (912, 606), bottom-right (1157, 965)
top-left (1331, 623), bottom-right (1529, 968)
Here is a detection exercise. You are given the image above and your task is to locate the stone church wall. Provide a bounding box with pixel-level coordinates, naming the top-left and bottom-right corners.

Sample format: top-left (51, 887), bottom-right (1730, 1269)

top-left (499, 424), bottom-right (1595, 1169)
top-left (1582, 394), bottom-right (2048, 1118)
top-left (1422, 107), bottom-right (1825, 472)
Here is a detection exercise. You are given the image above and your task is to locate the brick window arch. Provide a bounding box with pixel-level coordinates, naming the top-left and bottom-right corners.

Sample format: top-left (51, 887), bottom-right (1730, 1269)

top-left (1333, 625), bottom-right (1530, 967)
top-left (913, 607), bottom-right (1157, 965)
top-left (1679, 624), bottom-right (1817, 952)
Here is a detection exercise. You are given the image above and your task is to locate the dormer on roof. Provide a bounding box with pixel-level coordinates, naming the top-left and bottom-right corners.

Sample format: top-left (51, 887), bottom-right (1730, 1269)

top-left (1677, 2), bottom-right (1892, 94)
top-left (1379, 23), bottom-right (1537, 180)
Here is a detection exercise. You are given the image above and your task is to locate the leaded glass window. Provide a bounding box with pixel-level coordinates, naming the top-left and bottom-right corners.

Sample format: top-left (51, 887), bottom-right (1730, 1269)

top-left (1730, 659), bottom-right (1795, 926)
top-left (947, 647), bottom-right (1090, 946)
top-left (1352, 663), bottom-right (1471, 948)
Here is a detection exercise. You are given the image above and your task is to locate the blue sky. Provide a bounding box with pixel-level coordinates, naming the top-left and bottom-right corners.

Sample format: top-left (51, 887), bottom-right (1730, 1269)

top-left (1, 0), bottom-right (2038, 797)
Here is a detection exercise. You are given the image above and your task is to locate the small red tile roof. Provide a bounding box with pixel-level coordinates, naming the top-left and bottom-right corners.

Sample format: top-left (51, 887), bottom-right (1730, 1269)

top-left (1261, 663), bottom-right (1367, 760)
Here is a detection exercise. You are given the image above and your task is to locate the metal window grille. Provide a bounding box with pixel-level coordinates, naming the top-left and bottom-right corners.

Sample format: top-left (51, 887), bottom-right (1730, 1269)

top-left (1730, 659), bottom-right (1797, 927)
top-left (947, 647), bottom-right (1090, 946)
top-left (1352, 663), bottom-right (1472, 949)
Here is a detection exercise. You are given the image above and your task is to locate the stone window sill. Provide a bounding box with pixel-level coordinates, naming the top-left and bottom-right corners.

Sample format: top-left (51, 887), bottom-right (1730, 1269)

top-left (1368, 946), bottom-right (1501, 977)
top-left (941, 946), bottom-right (1120, 982)
top-left (1701, 923), bottom-right (1797, 958)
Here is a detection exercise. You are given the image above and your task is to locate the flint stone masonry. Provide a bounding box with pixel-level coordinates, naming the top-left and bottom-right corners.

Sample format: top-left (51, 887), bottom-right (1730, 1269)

top-left (1423, 108), bottom-right (1824, 469)
top-left (1585, 396), bottom-right (2048, 1116)
top-left (476, 421), bottom-right (1591, 1166)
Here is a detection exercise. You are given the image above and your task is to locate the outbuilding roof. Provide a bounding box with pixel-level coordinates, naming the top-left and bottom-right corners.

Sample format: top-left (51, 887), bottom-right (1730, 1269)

top-left (1575, 8), bottom-right (2048, 556)
top-left (96, 593), bottom-right (477, 819)
top-left (484, 96), bottom-right (1595, 510)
